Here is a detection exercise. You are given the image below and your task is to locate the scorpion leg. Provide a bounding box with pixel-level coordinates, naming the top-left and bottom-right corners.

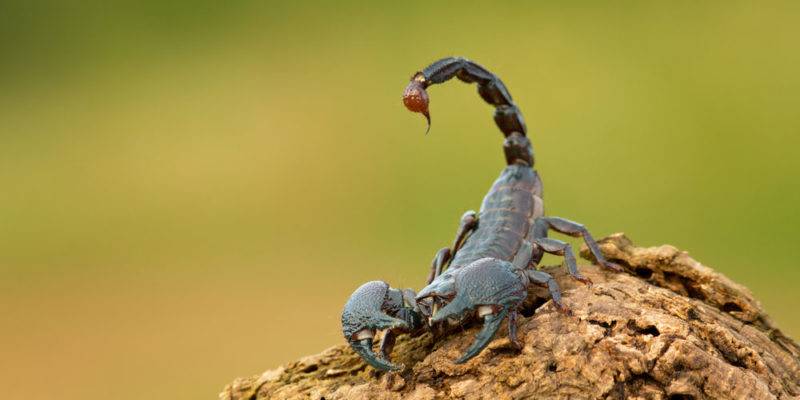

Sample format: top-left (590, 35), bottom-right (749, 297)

top-left (425, 247), bottom-right (451, 336)
top-left (427, 210), bottom-right (479, 283)
top-left (508, 310), bottom-right (521, 349)
top-left (531, 237), bottom-right (593, 286)
top-left (427, 247), bottom-right (452, 285)
top-left (526, 269), bottom-right (571, 315)
top-left (516, 241), bottom-right (571, 313)
top-left (426, 211), bottom-right (479, 332)
top-left (535, 217), bottom-right (623, 272)
top-left (451, 210), bottom-right (479, 256)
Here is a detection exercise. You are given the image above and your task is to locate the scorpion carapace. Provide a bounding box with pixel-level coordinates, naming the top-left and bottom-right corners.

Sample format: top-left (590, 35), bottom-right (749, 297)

top-left (342, 56), bottom-right (622, 371)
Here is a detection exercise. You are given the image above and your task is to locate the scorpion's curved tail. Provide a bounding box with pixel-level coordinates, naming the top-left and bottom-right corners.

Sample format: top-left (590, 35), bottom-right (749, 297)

top-left (403, 57), bottom-right (534, 167)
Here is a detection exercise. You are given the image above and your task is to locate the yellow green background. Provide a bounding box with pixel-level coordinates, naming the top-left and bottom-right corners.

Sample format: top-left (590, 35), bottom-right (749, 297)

top-left (2, 2), bottom-right (798, 399)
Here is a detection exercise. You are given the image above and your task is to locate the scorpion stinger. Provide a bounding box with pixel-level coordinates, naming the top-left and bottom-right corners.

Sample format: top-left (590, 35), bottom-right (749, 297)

top-left (402, 76), bottom-right (431, 133)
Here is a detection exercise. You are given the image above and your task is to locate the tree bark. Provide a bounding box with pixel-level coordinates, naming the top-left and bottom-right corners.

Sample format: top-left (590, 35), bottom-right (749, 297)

top-left (220, 234), bottom-right (800, 400)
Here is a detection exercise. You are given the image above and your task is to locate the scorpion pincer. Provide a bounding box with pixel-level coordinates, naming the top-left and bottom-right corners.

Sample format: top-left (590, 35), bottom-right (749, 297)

top-left (341, 56), bottom-right (622, 371)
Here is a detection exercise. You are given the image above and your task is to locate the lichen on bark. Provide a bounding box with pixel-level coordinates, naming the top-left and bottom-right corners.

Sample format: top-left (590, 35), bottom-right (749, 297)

top-left (221, 234), bottom-right (800, 400)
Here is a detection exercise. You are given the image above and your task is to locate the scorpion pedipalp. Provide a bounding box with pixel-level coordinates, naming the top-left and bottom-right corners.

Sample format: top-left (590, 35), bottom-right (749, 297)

top-left (341, 281), bottom-right (423, 371)
top-left (419, 258), bottom-right (528, 364)
top-left (349, 337), bottom-right (401, 372)
top-left (456, 307), bottom-right (509, 364)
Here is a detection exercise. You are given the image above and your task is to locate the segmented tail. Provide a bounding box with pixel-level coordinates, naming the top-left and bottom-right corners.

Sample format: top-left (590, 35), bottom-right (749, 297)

top-left (403, 57), bottom-right (534, 167)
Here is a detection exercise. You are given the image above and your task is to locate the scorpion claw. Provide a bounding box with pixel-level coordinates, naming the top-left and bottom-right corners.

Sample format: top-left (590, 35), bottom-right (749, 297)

top-left (350, 337), bottom-right (404, 371)
top-left (341, 281), bottom-right (422, 371)
top-left (456, 308), bottom-right (508, 364)
top-left (419, 258), bottom-right (528, 364)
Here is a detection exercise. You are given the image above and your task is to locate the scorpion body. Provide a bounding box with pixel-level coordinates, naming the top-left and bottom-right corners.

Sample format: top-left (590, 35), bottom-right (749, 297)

top-left (342, 57), bottom-right (621, 371)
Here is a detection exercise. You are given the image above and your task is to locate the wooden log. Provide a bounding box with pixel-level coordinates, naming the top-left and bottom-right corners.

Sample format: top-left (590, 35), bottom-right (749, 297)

top-left (220, 234), bottom-right (800, 400)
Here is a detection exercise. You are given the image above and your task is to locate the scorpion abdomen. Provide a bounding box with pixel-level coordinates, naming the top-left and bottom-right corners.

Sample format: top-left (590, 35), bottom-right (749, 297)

top-left (450, 164), bottom-right (543, 267)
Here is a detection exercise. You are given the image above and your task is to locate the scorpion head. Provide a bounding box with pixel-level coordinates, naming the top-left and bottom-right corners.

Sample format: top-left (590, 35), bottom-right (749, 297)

top-left (341, 280), bottom-right (424, 371)
top-left (417, 258), bottom-right (528, 364)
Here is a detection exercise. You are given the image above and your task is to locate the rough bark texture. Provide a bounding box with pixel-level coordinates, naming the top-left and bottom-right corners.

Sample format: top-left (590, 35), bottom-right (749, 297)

top-left (221, 234), bottom-right (800, 400)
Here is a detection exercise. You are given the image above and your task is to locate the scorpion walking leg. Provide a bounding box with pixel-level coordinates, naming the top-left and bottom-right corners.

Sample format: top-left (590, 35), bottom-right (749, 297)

top-left (531, 237), bottom-right (593, 286)
top-left (427, 248), bottom-right (452, 285)
top-left (526, 269), bottom-right (570, 315)
top-left (426, 210), bottom-right (478, 283)
top-left (535, 217), bottom-right (622, 272)
top-left (508, 310), bottom-right (521, 349)
top-left (426, 211), bottom-right (479, 336)
top-left (426, 247), bottom-right (451, 337)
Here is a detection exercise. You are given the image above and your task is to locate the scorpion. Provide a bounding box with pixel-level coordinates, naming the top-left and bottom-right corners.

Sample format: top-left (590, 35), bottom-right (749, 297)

top-left (341, 57), bottom-right (622, 371)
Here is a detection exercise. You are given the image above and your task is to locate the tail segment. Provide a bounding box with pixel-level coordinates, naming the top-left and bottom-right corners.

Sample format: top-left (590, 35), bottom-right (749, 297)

top-left (403, 57), bottom-right (534, 167)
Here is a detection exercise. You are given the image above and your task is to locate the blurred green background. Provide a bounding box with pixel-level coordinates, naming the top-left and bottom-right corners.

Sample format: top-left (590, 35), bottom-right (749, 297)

top-left (1, 1), bottom-right (799, 399)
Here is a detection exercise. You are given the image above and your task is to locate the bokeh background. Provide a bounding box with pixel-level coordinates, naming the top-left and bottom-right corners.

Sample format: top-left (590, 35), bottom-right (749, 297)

top-left (2, 2), bottom-right (799, 399)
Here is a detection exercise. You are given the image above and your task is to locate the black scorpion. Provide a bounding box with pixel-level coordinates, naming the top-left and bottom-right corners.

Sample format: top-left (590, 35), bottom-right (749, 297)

top-left (341, 57), bottom-right (622, 371)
